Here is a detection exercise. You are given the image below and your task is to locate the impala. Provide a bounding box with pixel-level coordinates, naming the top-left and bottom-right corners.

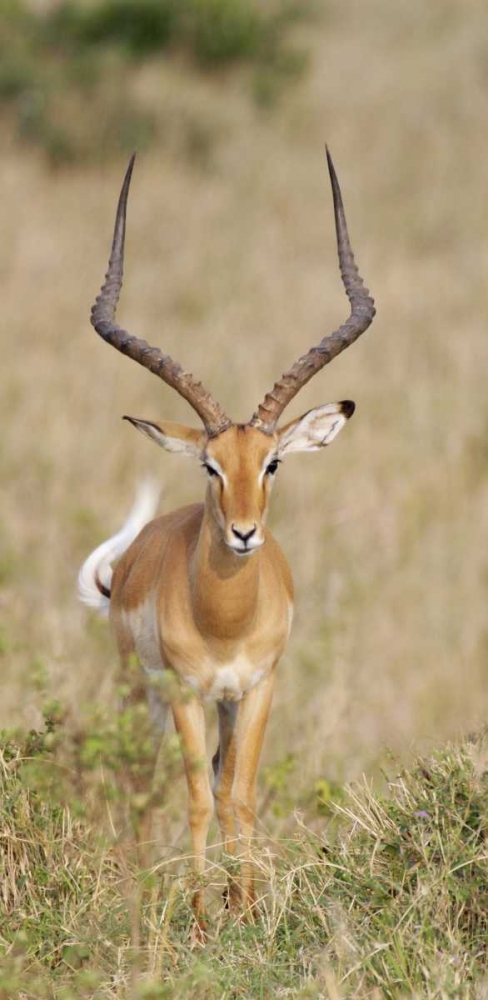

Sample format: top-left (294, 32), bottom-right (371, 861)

top-left (79, 150), bottom-right (375, 931)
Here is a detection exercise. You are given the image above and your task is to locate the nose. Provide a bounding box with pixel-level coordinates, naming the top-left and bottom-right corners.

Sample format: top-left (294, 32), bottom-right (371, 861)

top-left (231, 524), bottom-right (257, 544)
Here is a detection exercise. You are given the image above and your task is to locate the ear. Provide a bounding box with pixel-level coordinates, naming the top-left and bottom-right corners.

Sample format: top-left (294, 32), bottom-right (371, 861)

top-left (123, 417), bottom-right (206, 458)
top-left (277, 400), bottom-right (355, 456)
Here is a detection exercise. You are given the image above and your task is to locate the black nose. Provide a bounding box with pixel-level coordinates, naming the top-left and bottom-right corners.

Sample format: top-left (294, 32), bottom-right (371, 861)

top-left (232, 525), bottom-right (256, 543)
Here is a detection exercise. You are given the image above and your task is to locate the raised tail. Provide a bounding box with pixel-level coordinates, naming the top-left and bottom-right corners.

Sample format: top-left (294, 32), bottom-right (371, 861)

top-left (78, 479), bottom-right (160, 616)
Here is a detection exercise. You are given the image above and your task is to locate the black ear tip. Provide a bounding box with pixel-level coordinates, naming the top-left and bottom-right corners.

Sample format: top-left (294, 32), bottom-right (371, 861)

top-left (340, 400), bottom-right (356, 418)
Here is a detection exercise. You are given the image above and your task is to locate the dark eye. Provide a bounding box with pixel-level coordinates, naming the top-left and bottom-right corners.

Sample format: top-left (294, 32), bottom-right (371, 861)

top-left (265, 459), bottom-right (280, 476)
top-left (202, 463), bottom-right (219, 478)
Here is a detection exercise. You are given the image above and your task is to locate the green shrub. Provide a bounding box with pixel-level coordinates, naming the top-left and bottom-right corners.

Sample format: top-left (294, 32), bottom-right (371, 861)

top-left (187, 0), bottom-right (262, 65)
top-left (0, 0), bottom-right (309, 164)
top-left (48, 0), bottom-right (181, 58)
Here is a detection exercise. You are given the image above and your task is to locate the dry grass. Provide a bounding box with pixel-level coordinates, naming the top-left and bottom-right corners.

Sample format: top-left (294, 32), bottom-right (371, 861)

top-left (2, 0), bottom-right (488, 830)
top-left (1, 726), bottom-right (488, 997)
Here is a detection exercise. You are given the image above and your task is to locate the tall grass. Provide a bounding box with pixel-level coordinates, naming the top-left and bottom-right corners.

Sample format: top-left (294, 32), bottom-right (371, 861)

top-left (2, 0), bottom-right (487, 792)
top-left (1, 723), bottom-right (487, 996)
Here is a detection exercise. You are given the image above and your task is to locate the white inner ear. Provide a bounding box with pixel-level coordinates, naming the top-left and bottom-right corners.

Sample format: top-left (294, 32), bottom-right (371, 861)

top-left (156, 433), bottom-right (199, 456)
top-left (278, 403), bottom-right (349, 456)
top-left (125, 419), bottom-right (203, 458)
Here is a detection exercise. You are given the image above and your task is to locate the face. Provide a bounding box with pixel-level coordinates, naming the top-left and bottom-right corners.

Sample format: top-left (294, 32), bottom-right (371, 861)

top-left (203, 425), bottom-right (279, 555)
top-left (124, 399), bottom-right (354, 557)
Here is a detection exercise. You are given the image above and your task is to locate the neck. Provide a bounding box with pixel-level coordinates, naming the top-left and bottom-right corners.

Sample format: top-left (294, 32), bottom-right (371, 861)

top-left (190, 506), bottom-right (260, 640)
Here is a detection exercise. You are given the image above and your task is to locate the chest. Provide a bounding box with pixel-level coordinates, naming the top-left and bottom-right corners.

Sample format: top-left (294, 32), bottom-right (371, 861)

top-left (123, 531), bottom-right (294, 702)
top-left (123, 587), bottom-right (293, 700)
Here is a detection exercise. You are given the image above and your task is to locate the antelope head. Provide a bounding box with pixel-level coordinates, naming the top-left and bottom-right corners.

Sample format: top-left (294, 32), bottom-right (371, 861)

top-left (91, 152), bottom-right (375, 556)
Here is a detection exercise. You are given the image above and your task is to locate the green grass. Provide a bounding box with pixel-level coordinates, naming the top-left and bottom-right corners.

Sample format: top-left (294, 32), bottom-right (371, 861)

top-left (2, 719), bottom-right (487, 998)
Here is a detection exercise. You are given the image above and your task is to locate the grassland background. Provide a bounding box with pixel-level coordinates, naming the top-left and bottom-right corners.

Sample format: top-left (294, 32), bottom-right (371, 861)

top-left (2, 1), bottom-right (488, 996)
top-left (2, 0), bottom-right (488, 854)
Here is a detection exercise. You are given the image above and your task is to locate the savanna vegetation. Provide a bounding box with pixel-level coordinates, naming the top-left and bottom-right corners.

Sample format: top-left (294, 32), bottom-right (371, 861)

top-left (0, 0), bottom-right (307, 164)
top-left (1, 0), bottom-right (488, 995)
top-left (2, 720), bottom-right (488, 997)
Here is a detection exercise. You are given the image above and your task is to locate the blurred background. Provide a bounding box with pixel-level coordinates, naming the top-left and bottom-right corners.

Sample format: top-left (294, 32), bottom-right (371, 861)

top-left (1, 0), bottom-right (488, 822)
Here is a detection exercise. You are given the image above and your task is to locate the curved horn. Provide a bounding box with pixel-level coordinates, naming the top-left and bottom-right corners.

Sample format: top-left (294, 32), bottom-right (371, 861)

top-left (91, 155), bottom-right (231, 438)
top-left (249, 149), bottom-right (376, 432)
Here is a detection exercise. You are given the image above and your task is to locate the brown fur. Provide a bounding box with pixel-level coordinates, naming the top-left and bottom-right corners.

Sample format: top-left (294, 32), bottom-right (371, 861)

top-left (101, 406), bottom-right (352, 930)
top-left (110, 424), bottom-right (294, 928)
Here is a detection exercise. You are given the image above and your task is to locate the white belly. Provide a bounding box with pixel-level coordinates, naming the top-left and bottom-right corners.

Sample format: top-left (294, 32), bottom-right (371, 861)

top-left (185, 655), bottom-right (270, 703)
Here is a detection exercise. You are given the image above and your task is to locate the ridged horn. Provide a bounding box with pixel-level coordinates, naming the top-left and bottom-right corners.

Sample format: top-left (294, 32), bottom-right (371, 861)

top-left (91, 155), bottom-right (231, 437)
top-left (249, 148), bottom-right (376, 432)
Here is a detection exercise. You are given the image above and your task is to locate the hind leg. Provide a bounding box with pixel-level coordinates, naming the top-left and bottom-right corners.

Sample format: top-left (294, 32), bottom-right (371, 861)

top-left (113, 623), bottom-right (168, 866)
top-left (139, 672), bottom-right (172, 866)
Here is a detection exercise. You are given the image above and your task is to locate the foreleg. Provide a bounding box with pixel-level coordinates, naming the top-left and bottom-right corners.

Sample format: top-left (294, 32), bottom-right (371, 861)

top-left (172, 696), bottom-right (213, 933)
top-left (232, 671), bottom-right (275, 912)
top-left (213, 701), bottom-right (239, 906)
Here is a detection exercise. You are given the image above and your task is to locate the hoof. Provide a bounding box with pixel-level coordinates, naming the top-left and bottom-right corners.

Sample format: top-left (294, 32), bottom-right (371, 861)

top-left (190, 918), bottom-right (208, 947)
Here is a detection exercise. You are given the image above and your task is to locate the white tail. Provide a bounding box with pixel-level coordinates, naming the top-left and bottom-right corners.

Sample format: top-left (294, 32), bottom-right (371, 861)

top-left (77, 479), bottom-right (160, 615)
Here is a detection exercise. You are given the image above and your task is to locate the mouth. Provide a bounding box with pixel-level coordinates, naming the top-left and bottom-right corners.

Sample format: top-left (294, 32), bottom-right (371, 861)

top-left (226, 539), bottom-right (263, 557)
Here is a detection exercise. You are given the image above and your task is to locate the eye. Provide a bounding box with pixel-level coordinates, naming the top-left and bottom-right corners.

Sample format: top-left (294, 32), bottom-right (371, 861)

top-left (202, 462), bottom-right (220, 479)
top-left (265, 459), bottom-right (280, 476)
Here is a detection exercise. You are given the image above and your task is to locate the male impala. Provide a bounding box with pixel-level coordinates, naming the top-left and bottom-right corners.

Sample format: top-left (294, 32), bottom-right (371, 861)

top-left (79, 150), bottom-right (375, 931)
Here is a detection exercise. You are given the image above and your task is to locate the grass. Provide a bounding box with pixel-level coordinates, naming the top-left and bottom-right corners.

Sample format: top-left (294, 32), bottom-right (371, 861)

top-left (1, 722), bottom-right (487, 997)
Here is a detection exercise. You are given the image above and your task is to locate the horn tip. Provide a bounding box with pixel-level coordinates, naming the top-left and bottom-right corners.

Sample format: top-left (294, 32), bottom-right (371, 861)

top-left (124, 152), bottom-right (137, 185)
top-left (325, 146), bottom-right (340, 192)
